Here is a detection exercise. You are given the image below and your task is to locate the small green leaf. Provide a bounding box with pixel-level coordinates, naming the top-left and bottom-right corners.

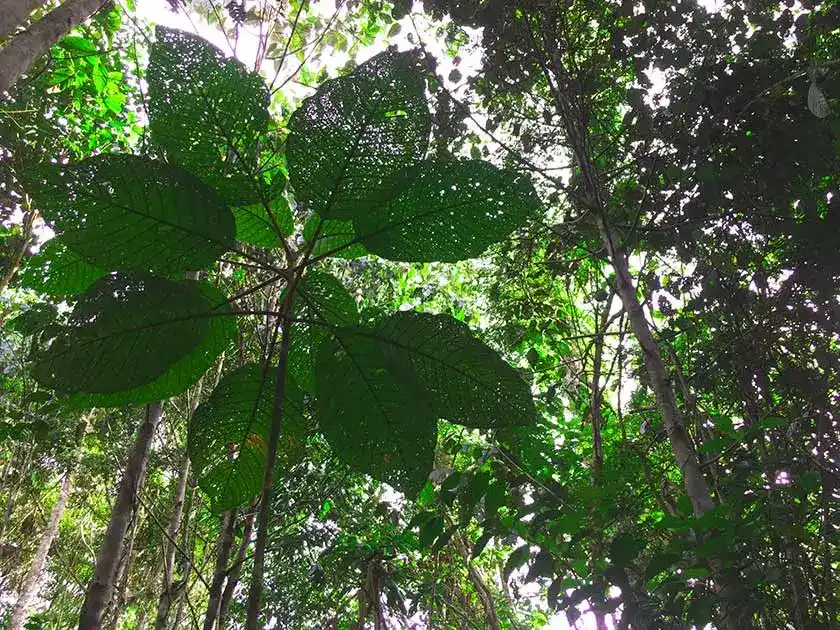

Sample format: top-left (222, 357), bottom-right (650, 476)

top-left (18, 240), bottom-right (106, 298)
top-left (232, 197), bottom-right (292, 247)
top-left (288, 271), bottom-right (359, 392)
top-left (60, 36), bottom-right (97, 54)
top-left (418, 515), bottom-right (444, 548)
top-left (302, 215), bottom-right (367, 259)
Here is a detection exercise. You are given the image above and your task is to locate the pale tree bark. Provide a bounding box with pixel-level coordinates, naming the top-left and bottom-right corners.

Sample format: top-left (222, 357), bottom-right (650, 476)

top-left (0, 0), bottom-right (45, 41)
top-left (78, 402), bottom-right (164, 630)
top-left (9, 474), bottom-right (73, 630)
top-left (0, 0), bottom-right (107, 95)
top-left (9, 418), bottom-right (87, 630)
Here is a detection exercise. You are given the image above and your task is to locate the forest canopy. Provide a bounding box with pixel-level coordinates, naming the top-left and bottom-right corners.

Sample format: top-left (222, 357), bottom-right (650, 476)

top-left (0, 0), bottom-right (838, 629)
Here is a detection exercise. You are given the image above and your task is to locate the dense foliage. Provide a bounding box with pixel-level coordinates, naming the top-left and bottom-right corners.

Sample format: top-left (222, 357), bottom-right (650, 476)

top-left (1, 0), bottom-right (838, 629)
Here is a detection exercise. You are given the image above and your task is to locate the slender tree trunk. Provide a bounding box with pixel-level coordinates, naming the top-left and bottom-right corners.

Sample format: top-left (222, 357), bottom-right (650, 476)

top-left (588, 303), bottom-right (609, 630)
top-left (9, 418), bottom-right (87, 630)
top-left (0, 208), bottom-right (34, 295)
top-left (105, 501), bottom-right (144, 630)
top-left (0, 0), bottom-right (45, 40)
top-left (169, 485), bottom-right (197, 630)
top-left (0, 445), bottom-right (32, 541)
top-left (9, 472), bottom-right (73, 630)
top-left (0, 0), bottom-right (106, 94)
top-left (153, 452), bottom-right (191, 630)
top-left (202, 509), bottom-right (237, 630)
top-left (452, 534), bottom-right (501, 630)
top-left (79, 402), bottom-right (164, 630)
top-left (217, 509), bottom-right (255, 629)
top-left (523, 23), bottom-right (750, 629)
top-left (244, 292), bottom-right (295, 630)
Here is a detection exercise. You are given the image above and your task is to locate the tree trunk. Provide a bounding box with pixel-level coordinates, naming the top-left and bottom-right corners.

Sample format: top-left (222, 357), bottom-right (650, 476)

top-left (0, 445), bottom-right (32, 541)
top-left (153, 452), bottom-right (191, 630)
top-left (244, 291), bottom-right (295, 630)
top-left (9, 418), bottom-right (87, 630)
top-left (217, 509), bottom-right (255, 629)
top-left (0, 0), bottom-right (44, 41)
top-left (525, 24), bottom-right (750, 629)
top-left (203, 509), bottom-right (237, 630)
top-left (104, 502), bottom-right (143, 630)
top-left (0, 208), bottom-right (35, 295)
top-left (8, 471), bottom-right (73, 630)
top-left (78, 402), bottom-right (164, 630)
top-left (452, 533), bottom-right (501, 630)
top-left (0, 0), bottom-right (106, 94)
top-left (588, 302), bottom-right (610, 630)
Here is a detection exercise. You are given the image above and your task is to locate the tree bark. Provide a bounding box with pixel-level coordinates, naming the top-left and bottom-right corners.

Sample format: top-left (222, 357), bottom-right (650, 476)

top-left (9, 418), bottom-right (87, 630)
top-left (203, 509), bottom-right (237, 630)
top-left (9, 472), bottom-right (73, 630)
top-left (524, 22), bottom-right (751, 629)
top-left (0, 0), bottom-right (107, 95)
top-left (0, 0), bottom-right (44, 41)
top-left (217, 509), bottom-right (255, 629)
top-left (244, 291), bottom-right (295, 630)
top-left (452, 533), bottom-right (501, 630)
top-left (78, 402), bottom-right (164, 630)
top-left (0, 208), bottom-right (35, 295)
top-left (153, 452), bottom-right (191, 630)
top-left (0, 445), bottom-right (32, 541)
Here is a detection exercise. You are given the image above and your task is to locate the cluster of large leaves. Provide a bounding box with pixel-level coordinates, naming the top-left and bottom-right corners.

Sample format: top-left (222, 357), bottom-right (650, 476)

top-left (288, 49), bottom-right (541, 263)
top-left (25, 28), bottom-right (540, 510)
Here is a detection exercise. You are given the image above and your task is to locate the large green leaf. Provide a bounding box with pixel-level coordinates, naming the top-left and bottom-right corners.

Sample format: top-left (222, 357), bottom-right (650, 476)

top-left (232, 197), bottom-right (292, 247)
top-left (188, 363), bottom-right (305, 513)
top-left (366, 311), bottom-right (536, 428)
top-left (34, 273), bottom-right (235, 400)
top-left (18, 239), bottom-right (106, 298)
top-left (286, 50), bottom-right (430, 219)
top-left (315, 327), bottom-right (436, 496)
top-left (356, 160), bottom-right (540, 262)
top-left (148, 27), bottom-right (270, 205)
top-left (302, 215), bottom-right (367, 260)
top-left (288, 270), bottom-right (359, 392)
top-left (27, 155), bottom-right (235, 275)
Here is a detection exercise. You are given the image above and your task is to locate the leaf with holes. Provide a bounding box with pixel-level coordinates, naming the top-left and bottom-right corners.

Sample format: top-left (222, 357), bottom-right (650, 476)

top-left (356, 159), bottom-right (540, 262)
top-left (148, 26), bottom-right (270, 205)
top-left (302, 215), bottom-right (367, 260)
top-left (26, 155), bottom-right (235, 275)
top-left (286, 50), bottom-right (430, 219)
top-left (232, 197), bottom-right (293, 247)
top-left (315, 326), bottom-right (436, 496)
top-left (33, 273), bottom-right (235, 402)
top-left (369, 311), bottom-right (536, 428)
top-left (288, 271), bottom-right (359, 392)
top-left (188, 363), bottom-right (305, 513)
top-left (18, 239), bottom-right (106, 298)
